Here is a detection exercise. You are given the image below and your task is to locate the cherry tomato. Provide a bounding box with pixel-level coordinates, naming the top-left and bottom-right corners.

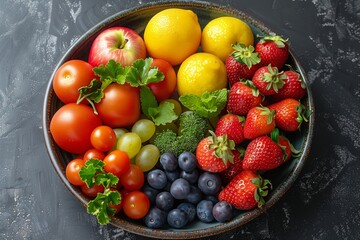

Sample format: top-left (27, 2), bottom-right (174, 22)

top-left (95, 83), bottom-right (140, 128)
top-left (109, 188), bottom-right (123, 214)
top-left (53, 60), bottom-right (96, 104)
top-left (148, 58), bottom-right (177, 102)
top-left (81, 183), bottom-right (104, 198)
top-left (90, 126), bottom-right (117, 152)
top-left (103, 150), bottom-right (131, 178)
top-left (65, 158), bottom-right (85, 186)
top-left (122, 191), bottom-right (150, 220)
top-left (83, 148), bottom-right (106, 161)
top-left (120, 164), bottom-right (144, 191)
top-left (50, 103), bottom-right (102, 154)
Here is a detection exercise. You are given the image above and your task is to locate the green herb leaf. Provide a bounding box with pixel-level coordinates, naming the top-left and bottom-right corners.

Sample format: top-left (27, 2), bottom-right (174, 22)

top-left (148, 101), bottom-right (178, 126)
top-left (127, 58), bottom-right (164, 87)
top-left (93, 59), bottom-right (130, 84)
top-left (79, 159), bottom-right (105, 188)
top-left (94, 173), bottom-right (119, 189)
top-left (140, 86), bottom-right (158, 116)
top-left (179, 89), bottom-right (228, 119)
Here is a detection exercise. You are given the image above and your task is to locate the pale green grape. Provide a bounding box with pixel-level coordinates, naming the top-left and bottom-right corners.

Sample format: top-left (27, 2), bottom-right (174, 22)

top-left (131, 119), bottom-right (156, 143)
top-left (116, 132), bottom-right (142, 159)
top-left (135, 144), bottom-right (160, 172)
top-left (162, 99), bottom-right (182, 117)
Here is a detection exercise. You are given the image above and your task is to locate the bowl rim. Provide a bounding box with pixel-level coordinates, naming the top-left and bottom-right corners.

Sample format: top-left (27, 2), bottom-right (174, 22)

top-left (42, 0), bottom-right (315, 239)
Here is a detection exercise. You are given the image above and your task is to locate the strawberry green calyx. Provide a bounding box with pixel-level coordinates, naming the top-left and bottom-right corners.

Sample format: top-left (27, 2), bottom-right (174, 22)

top-left (258, 34), bottom-right (288, 48)
top-left (208, 130), bottom-right (236, 165)
top-left (262, 64), bottom-right (287, 93)
top-left (251, 176), bottom-right (272, 208)
top-left (242, 79), bottom-right (260, 97)
top-left (296, 103), bottom-right (313, 128)
top-left (257, 106), bottom-right (276, 124)
top-left (231, 43), bottom-right (261, 69)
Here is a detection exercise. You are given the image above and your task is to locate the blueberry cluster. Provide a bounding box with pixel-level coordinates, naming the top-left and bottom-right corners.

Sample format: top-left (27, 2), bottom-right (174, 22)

top-left (143, 152), bottom-right (233, 229)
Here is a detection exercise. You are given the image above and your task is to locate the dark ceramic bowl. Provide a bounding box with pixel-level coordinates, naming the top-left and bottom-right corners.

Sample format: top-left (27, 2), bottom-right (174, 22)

top-left (43, 1), bottom-right (314, 239)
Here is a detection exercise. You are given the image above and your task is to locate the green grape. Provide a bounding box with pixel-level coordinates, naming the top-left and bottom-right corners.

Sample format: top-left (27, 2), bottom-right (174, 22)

top-left (113, 128), bottom-right (129, 139)
top-left (162, 99), bottom-right (182, 117)
top-left (131, 119), bottom-right (156, 143)
top-left (135, 144), bottom-right (160, 172)
top-left (116, 132), bottom-right (142, 159)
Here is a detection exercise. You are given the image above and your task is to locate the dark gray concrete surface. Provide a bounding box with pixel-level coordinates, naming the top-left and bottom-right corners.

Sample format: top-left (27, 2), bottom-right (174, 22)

top-left (1, 0), bottom-right (359, 239)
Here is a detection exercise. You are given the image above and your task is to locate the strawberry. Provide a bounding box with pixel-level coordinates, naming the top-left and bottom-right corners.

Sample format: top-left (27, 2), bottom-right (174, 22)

top-left (225, 43), bottom-right (261, 85)
top-left (196, 131), bottom-right (235, 173)
top-left (278, 135), bottom-right (301, 162)
top-left (252, 64), bottom-right (287, 96)
top-left (243, 106), bottom-right (276, 140)
top-left (270, 68), bottom-right (306, 102)
top-left (218, 170), bottom-right (272, 210)
top-left (242, 135), bottom-right (285, 171)
top-left (255, 35), bottom-right (289, 69)
top-left (221, 148), bottom-right (244, 183)
top-left (227, 80), bottom-right (263, 116)
top-left (268, 98), bottom-right (311, 132)
top-left (215, 113), bottom-right (245, 144)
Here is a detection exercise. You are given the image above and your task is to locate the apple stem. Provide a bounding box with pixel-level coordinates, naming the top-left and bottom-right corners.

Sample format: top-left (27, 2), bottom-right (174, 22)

top-left (118, 39), bottom-right (128, 49)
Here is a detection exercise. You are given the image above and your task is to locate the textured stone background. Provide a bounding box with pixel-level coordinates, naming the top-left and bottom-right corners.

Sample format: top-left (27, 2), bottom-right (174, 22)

top-left (0, 0), bottom-right (359, 239)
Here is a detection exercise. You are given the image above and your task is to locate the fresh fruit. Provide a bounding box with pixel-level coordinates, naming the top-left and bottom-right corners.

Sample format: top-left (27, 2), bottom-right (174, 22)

top-left (145, 207), bottom-right (167, 229)
top-left (197, 172), bottom-right (222, 195)
top-left (123, 191), bottom-right (150, 220)
top-left (218, 170), bottom-right (271, 210)
top-left (225, 43), bottom-right (261, 85)
top-left (185, 186), bottom-right (203, 204)
top-left (135, 144), bottom-right (160, 172)
top-left (147, 169), bottom-right (168, 190)
top-left (252, 65), bottom-right (286, 96)
top-left (160, 152), bottom-right (178, 171)
top-left (270, 69), bottom-right (306, 101)
top-left (131, 119), bottom-right (156, 143)
top-left (277, 134), bottom-right (301, 162)
top-left (196, 200), bottom-right (214, 223)
top-left (243, 106), bottom-right (276, 140)
top-left (66, 158), bottom-right (85, 186)
top-left (177, 202), bottom-right (197, 223)
top-left (103, 150), bottom-right (131, 178)
top-left (170, 178), bottom-right (191, 200)
top-left (50, 103), bottom-right (102, 154)
top-left (226, 80), bottom-right (263, 116)
top-left (167, 208), bottom-right (189, 228)
top-left (156, 191), bottom-right (175, 211)
top-left (90, 125), bottom-right (117, 152)
top-left (119, 164), bottom-right (144, 191)
top-left (201, 16), bottom-right (254, 62)
top-left (178, 152), bottom-right (197, 172)
top-left (268, 98), bottom-right (311, 132)
top-left (220, 148), bottom-right (244, 183)
top-left (116, 132), bottom-right (142, 159)
top-left (215, 113), bottom-right (245, 145)
top-left (177, 53), bottom-right (227, 96)
top-left (53, 60), bottom-right (96, 104)
top-left (242, 136), bottom-right (285, 171)
top-left (88, 27), bottom-right (146, 67)
top-left (212, 201), bottom-right (233, 222)
top-left (83, 148), bottom-right (106, 161)
top-left (196, 131), bottom-right (236, 172)
top-left (80, 183), bottom-right (105, 198)
top-left (180, 169), bottom-right (199, 184)
top-left (144, 8), bottom-right (201, 66)
top-left (165, 170), bottom-right (180, 183)
top-left (142, 185), bottom-right (160, 205)
top-left (256, 35), bottom-right (289, 69)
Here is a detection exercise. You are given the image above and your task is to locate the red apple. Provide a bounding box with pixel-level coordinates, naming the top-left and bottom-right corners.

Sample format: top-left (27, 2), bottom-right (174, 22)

top-left (88, 27), bottom-right (146, 67)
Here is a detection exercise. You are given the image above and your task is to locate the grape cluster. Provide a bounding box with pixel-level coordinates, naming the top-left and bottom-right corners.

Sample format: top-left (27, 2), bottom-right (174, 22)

top-left (143, 152), bottom-right (233, 229)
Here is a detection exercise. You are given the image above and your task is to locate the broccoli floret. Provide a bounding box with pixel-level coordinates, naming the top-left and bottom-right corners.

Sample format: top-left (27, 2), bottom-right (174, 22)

top-left (154, 111), bottom-right (209, 156)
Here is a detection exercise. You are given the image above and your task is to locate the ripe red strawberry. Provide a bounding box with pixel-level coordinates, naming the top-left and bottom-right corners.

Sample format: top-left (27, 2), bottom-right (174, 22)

top-left (218, 170), bottom-right (272, 210)
top-left (256, 35), bottom-right (289, 69)
top-left (242, 136), bottom-right (285, 171)
top-left (221, 148), bottom-right (244, 183)
top-left (227, 80), bottom-right (263, 116)
top-left (196, 131), bottom-right (235, 173)
top-left (270, 69), bottom-right (306, 102)
top-left (252, 65), bottom-right (287, 96)
top-left (215, 113), bottom-right (245, 144)
top-left (278, 135), bottom-right (301, 162)
top-left (268, 98), bottom-right (311, 132)
top-left (226, 43), bottom-right (261, 85)
top-left (243, 106), bottom-right (276, 140)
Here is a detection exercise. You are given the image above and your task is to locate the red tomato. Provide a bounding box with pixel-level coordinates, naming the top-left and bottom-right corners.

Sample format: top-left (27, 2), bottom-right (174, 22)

top-left (109, 188), bottom-right (124, 214)
top-left (81, 183), bottom-right (105, 198)
top-left (122, 191), bottom-right (150, 220)
top-left (103, 150), bottom-right (131, 178)
top-left (90, 126), bottom-right (117, 152)
top-left (95, 83), bottom-right (140, 128)
top-left (120, 164), bottom-right (144, 191)
top-left (53, 60), bottom-right (96, 104)
top-left (50, 103), bottom-right (102, 154)
top-left (65, 158), bottom-right (85, 186)
top-left (148, 58), bottom-right (177, 102)
top-left (83, 148), bottom-right (106, 161)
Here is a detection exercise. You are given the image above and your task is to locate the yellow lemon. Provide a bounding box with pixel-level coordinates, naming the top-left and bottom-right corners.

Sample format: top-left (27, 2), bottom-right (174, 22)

top-left (177, 52), bottom-right (227, 96)
top-left (201, 16), bottom-right (254, 62)
top-left (144, 8), bottom-right (201, 66)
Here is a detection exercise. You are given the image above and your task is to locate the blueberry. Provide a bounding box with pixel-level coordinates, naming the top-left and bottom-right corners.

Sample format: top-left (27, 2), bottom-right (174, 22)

top-left (156, 191), bottom-right (175, 211)
top-left (180, 168), bottom-right (199, 184)
top-left (204, 195), bottom-right (219, 205)
top-left (160, 152), bottom-right (178, 171)
top-left (147, 169), bottom-right (168, 190)
top-left (212, 201), bottom-right (233, 222)
top-left (170, 178), bottom-right (190, 200)
top-left (144, 207), bottom-right (167, 229)
top-left (197, 200), bottom-right (214, 223)
top-left (167, 209), bottom-right (189, 229)
top-left (185, 185), bottom-right (203, 205)
top-left (165, 169), bottom-right (180, 182)
top-left (141, 184), bottom-right (159, 205)
top-left (178, 152), bottom-right (197, 172)
top-left (198, 172), bottom-right (222, 195)
top-left (177, 202), bottom-right (196, 223)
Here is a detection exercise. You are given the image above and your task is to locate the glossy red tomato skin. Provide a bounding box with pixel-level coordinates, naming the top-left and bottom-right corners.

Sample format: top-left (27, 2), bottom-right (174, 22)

top-left (81, 183), bottom-right (105, 198)
top-left (53, 60), bottom-right (96, 104)
top-left (90, 126), bottom-right (117, 152)
top-left (65, 158), bottom-right (86, 186)
top-left (120, 164), bottom-right (144, 191)
top-left (50, 103), bottom-right (102, 154)
top-left (83, 148), bottom-right (106, 161)
top-left (103, 150), bottom-right (131, 178)
top-left (148, 58), bottom-right (177, 102)
top-left (95, 83), bottom-right (140, 128)
top-left (122, 191), bottom-right (150, 220)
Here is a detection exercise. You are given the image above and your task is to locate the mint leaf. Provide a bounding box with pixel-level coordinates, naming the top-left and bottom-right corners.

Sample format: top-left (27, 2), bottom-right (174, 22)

top-left (148, 101), bottom-right (178, 126)
top-left (87, 189), bottom-right (120, 225)
top-left (179, 89), bottom-right (228, 119)
top-left (127, 58), bottom-right (164, 87)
